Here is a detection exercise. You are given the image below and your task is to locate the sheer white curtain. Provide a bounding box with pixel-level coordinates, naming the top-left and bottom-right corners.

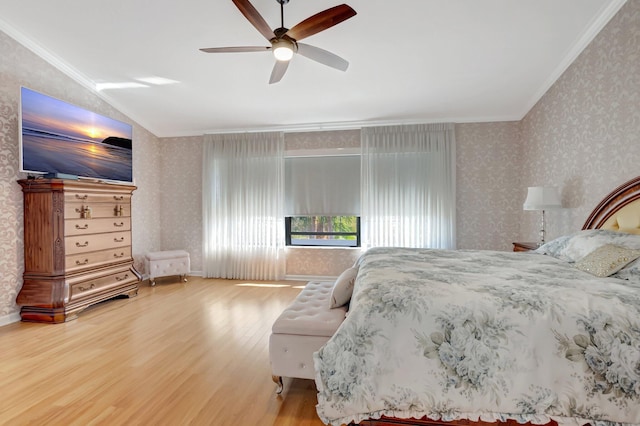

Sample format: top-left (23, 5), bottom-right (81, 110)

top-left (361, 123), bottom-right (456, 249)
top-left (202, 132), bottom-right (285, 280)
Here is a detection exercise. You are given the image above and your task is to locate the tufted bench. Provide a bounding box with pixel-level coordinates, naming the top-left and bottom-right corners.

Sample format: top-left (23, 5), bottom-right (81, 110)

top-left (269, 281), bottom-right (347, 394)
top-left (144, 250), bottom-right (190, 286)
top-left (269, 281), bottom-right (347, 393)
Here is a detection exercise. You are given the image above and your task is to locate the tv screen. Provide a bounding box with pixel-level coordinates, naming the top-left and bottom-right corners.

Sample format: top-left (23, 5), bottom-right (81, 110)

top-left (19, 87), bottom-right (133, 183)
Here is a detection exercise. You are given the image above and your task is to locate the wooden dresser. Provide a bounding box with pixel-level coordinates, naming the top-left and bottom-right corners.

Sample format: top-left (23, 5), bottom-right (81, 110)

top-left (17, 178), bottom-right (141, 323)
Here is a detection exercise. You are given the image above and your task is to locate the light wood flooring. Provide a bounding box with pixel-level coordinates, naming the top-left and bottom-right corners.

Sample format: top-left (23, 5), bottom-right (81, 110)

top-left (0, 277), bottom-right (326, 426)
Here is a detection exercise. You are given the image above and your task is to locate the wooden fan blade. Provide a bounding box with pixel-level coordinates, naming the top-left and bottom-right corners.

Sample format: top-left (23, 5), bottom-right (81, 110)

top-left (200, 46), bottom-right (270, 53)
top-left (296, 43), bottom-right (348, 71)
top-left (286, 4), bottom-right (356, 41)
top-left (232, 0), bottom-right (275, 41)
top-left (269, 60), bottom-right (290, 84)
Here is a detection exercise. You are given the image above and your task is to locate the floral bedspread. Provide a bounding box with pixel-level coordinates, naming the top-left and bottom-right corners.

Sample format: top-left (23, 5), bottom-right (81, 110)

top-left (314, 247), bottom-right (640, 426)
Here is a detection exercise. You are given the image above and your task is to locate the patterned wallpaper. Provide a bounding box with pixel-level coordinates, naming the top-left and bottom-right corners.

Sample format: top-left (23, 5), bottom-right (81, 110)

top-left (158, 136), bottom-right (204, 274)
top-left (285, 129), bottom-right (361, 150)
top-left (455, 122), bottom-right (522, 250)
top-left (130, 126), bottom-right (163, 274)
top-left (0, 30), bottom-right (162, 322)
top-left (519, 0), bottom-right (640, 242)
top-left (1, 0), bottom-right (638, 322)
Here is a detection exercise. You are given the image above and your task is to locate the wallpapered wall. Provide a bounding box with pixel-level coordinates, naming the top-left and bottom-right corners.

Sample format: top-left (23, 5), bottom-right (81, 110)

top-left (519, 0), bottom-right (640, 242)
top-left (456, 122), bottom-right (522, 250)
top-left (0, 30), bottom-right (163, 322)
top-left (159, 136), bottom-right (203, 272)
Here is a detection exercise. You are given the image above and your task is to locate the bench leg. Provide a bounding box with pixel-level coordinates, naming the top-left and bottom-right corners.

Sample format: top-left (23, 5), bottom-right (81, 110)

top-left (182, 274), bottom-right (188, 283)
top-left (150, 279), bottom-right (156, 286)
top-left (272, 375), bottom-right (283, 394)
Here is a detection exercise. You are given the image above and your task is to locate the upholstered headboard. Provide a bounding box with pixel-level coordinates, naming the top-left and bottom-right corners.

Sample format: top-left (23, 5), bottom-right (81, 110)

top-left (582, 176), bottom-right (640, 233)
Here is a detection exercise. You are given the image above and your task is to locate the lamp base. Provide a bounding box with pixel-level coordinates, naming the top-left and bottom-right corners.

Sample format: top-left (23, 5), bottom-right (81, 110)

top-left (538, 209), bottom-right (547, 246)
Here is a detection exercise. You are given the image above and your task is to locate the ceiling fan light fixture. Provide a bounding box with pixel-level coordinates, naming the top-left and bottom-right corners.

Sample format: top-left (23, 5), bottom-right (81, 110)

top-left (272, 39), bottom-right (294, 61)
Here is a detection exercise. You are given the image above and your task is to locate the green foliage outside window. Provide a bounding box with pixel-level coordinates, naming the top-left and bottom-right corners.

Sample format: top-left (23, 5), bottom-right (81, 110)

top-left (290, 216), bottom-right (357, 241)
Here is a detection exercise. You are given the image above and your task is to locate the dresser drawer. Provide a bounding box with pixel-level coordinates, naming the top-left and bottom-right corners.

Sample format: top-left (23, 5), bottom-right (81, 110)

top-left (65, 203), bottom-right (131, 219)
top-left (68, 265), bottom-right (137, 303)
top-left (66, 246), bottom-right (132, 272)
top-left (65, 217), bottom-right (131, 236)
top-left (65, 231), bottom-right (131, 255)
top-left (64, 192), bottom-right (131, 204)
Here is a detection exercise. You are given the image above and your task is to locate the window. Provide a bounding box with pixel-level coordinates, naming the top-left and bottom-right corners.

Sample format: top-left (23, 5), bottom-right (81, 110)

top-left (285, 155), bottom-right (360, 248)
top-left (286, 216), bottom-right (360, 247)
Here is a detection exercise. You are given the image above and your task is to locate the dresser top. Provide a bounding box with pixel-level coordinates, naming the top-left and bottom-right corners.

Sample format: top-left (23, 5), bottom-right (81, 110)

top-left (18, 178), bottom-right (136, 193)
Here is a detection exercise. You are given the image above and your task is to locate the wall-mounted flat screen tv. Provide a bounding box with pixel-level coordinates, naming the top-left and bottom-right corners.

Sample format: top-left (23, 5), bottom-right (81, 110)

top-left (19, 87), bottom-right (133, 183)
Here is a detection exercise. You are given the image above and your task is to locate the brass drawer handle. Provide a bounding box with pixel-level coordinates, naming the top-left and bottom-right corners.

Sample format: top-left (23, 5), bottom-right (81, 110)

top-left (75, 194), bottom-right (88, 200)
top-left (113, 222), bottom-right (124, 227)
top-left (76, 206), bottom-right (91, 219)
top-left (114, 237), bottom-right (125, 243)
top-left (113, 253), bottom-right (125, 259)
top-left (75, 224), bottom-right (89, 230)
top-left (75, 259), bottom-right (89, 265)
top-left (78, 283), bottom-right (96, 292)
top-left (76, 241), bottom-right (89, 247)
top-left (113, 195), bottom-right (124, 201)
top-left (115, 274), bottom-right (129, 281)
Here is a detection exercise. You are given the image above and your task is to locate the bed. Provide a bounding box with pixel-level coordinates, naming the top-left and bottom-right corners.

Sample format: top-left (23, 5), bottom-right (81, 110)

top-left (314, 176), bottom-right (640, 426)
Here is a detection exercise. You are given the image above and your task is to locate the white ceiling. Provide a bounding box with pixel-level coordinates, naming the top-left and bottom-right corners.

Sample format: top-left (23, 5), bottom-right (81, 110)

top-left (0, 0), bottom-right (626, 137)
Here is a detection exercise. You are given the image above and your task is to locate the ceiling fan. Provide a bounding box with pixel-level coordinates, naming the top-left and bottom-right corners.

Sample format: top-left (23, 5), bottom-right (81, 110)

top-left (200, 0), bottom-right (357, 84)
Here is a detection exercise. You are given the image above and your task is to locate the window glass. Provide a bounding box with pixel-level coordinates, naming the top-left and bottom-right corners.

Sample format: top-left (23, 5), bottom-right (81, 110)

top-left (286, 216), bottom-right (360, 247)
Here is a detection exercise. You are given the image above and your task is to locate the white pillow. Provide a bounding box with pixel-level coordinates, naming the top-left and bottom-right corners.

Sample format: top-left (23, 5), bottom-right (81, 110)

top-left (535, 229), bottom-right (640, 262)
top-left (330, 267), bottom-right (358, 308)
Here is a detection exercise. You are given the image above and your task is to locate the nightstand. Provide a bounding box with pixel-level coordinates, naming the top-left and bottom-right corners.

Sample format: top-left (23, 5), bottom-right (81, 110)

top-left (512, 242), bottom-right (540, 252)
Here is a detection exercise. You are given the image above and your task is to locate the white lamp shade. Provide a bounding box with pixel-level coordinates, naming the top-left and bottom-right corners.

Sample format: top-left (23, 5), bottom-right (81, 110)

top-left (523, 186), bottom-right (562, 210)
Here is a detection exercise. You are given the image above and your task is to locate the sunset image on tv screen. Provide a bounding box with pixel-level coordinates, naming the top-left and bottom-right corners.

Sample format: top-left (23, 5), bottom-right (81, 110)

top-left (20, 87), bottom-right (133, 182)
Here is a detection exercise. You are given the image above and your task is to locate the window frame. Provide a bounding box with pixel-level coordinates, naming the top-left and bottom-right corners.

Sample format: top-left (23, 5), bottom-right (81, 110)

top-left (285, 216), bottom-right (361, 248)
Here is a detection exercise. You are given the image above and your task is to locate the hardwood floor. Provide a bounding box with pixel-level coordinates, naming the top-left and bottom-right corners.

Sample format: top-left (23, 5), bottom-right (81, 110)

top-left (0, 277), bottom-right (326, 426)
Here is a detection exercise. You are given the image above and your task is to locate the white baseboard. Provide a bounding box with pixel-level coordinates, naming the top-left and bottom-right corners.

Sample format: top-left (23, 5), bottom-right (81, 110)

top-left (285, 275), bottom-right (337, 282)
top-left (0, 312), bottom-right (21, 327)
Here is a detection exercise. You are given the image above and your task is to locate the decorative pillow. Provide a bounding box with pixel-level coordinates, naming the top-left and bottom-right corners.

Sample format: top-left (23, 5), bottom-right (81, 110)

top-left (574, 244), bottom-right (640, 277)
top-left (330, 267), bottom-right (359, 308)
top-left (613, 256), bottom-right (640, 281)
top-left (535, 229), bottom-right (640, 262)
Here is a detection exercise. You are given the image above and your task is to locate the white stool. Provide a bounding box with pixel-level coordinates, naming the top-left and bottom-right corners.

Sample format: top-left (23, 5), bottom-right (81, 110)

top-left (144, 250), bottom-right (190, 286)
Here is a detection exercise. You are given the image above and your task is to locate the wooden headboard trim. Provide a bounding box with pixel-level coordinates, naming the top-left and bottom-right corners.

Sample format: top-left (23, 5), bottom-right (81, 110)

top-left (582, 176), bottom-right (640, 230)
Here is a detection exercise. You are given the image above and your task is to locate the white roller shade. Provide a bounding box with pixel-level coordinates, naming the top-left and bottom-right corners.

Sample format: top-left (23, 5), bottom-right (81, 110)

top-left (285, 155), bottom-right (360, 216)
